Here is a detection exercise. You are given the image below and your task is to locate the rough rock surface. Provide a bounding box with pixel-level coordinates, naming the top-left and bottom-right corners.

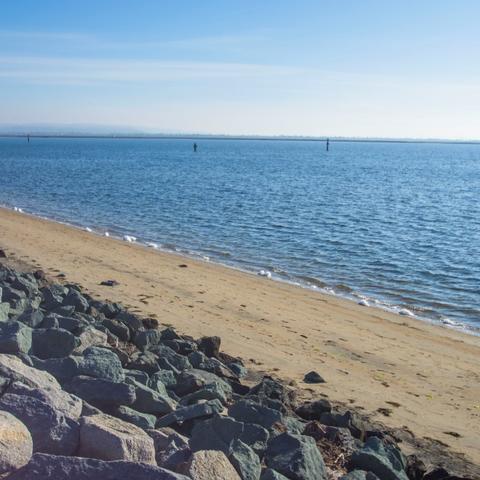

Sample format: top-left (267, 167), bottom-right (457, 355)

top-left (179, 449), bottom-right (241, 480)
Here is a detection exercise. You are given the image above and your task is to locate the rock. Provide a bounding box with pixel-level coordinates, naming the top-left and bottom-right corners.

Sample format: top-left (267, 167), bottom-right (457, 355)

top-left (303, 422), bottom-right (358, 453)
top-left (260, 469), bottom-right (290, 480)
top-left (340, 471), bottom-right (380, 480)
top-left (296, 399), bottom-right (332, 420)
top-left (320, 411), bottom-right (365, 439)
top-left (8, 453), bottom-right (191, 480)
top-left (150, 345), bottom-right (192, 372)
top-left (190, 415), bottom-right (269, 456)
top-left (304, 371), bottom-right (325, 383)
top-left (228, 438), bottom-right (261, 480)
top-left (128, 352), bottom-right (160, 375)
top-left (62, 288), bottom-right (89, 313)
top-left (0, 321), bottom-right (32, 354)
top-left (102, 318), bottom-right (130, 342)
top-left (229, 399), bottom-right (283, 430)
top-left (405, 454), bottom-right (427, 480)
top-left (0, 249), bottom-right (6, 258)
top-left (10, 276), bottom-right (39, 297)
top-left (134, 329), bottom-right (162, 351)
top-left (180, 382), bottom-right (230, 406)
top-left (32, 328), bottom-right (80, 359)
top-left (100, 280), bottom-right (119, 287)
top-left (230, 362), bottom-right (248, 378)
top-left (33, 270), bottom-right (46, 280)
top-left (197, 336), bottom-right (221, 358)
top-left (125, 377), bottom-right (176, 415)
top-left (125, 369), bottom-right (150, 385)
top-left (160, 327), bottom-right (181, 341)
top-left (73, 326), bottom-right (108, 354)
top-left (175, 369), bottom-right (232, 398)
top-left (31, 356), bottom-right (78, 383)
top-left (43, 314), bottom-right (88, 333)
top-left (266, 432), bottom-right (327, 480)
top-left (0, 410), bottom-right (33, 477)
top-left (65, 375), bottom-right (135, 409)
top-left (179, 450), bottom-right (241, 480)
top-left (116, 310), bottom-right (143, 334)
top-left (147, 427), bottom-right (189, 455)
top-left (114, 405), bottom-right (157, 429)
top-left (188, 351), bottom-right (236, 379)
top-left (163, 339), bottom-right (197, 355)
top-left (350, 437), bottom-right (408, 480)
top-left (1, 287), bottom-right (25, 305)
top-left (0, 303), bottom-right (9, 322)
top-left (51, 305), bottom-right (76, 316)
top-left (150, 370), bottom-right (177, 390)
top-left (156, 399), bottom-right (223, 428)
top-left (15, 307), bottom-right (44, 328)
top-left (0, 383), bottom-right (80, 455)
top-left (79, 413), bottom-right (156, 463)
top-left (157, 441), bottom-right (191, 471)
top-left (40, 285), bottom-right (65, 311)
top-left (75, 346), bottom-right (125, 382)
top-left (248, 377), bottom-right (296, 411)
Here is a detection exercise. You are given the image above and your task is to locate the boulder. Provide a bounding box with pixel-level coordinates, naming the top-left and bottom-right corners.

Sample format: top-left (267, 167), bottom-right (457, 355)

top-left (295, 399), bottom-right (332, 420)
top-left (179, 382), bottom-right (229, 406)
top-left (114, 405), bottom-right (157, 429)
top-left (320, 411), bottom-right (365, 439)
top-left (125, 369), bottom-right (150, 385)
top-left (350, 437), bottom-right (408, 480)
top-left (79, 413), bottom-right (156, 463)
top-left (0, 303), bottom-right (9, 322)
top-left (32, 328), bottom-right (80, 359)
top-left (40, 285), bottom-right (66, 310)
top-left (175, 369), bottom-right (232, 397)
top-left (265, 432), bottom-right (327, 480)
top-left (31, 356), bottom-right (78, 383)
top-left (125, 377), bottom-right (176, 415)
top-left (188, 351), bottom-right (236, 379)
top-left (74, 327), bottom-right (108, 354)
top-left (197, 335), bottom-right (221, 358)
top-left (116, 310), bottom-right (143, 333)
top-left (74, 346), bottom-right (125, 382)
top-left (65, 375), bottom-right (135, 409)
top-left (156, 399), bottom-right (223, 428)
top-left (228, 438), bottom-right (261, 480)
top-left (134, 329), bottom-right (162, 351)
top-left (150, 345), bottom-right (192, 372)
top-left (128, 352), bottom-right (160, 375)
top-left (62, 288), bottom-right (89, 313)
top-left (248, 377), bottom-right (296, 411)
top-left (260, 469), bottom-right (290, 480)
top-left (304, 371), bottom-right (325, 383)
top-left (0, 383), bottom-right (80, 455)
top-left (190, 415), bottom-right (269, 456)
top-left (8, 453), bottom-right (191, 480)
top-left (147, 427), bottom-right (189, 456)
top-left (229, 399), bottom-right (283, 430)
top-left (0, 322), bottom-right (32, 354)
top-left (102, 318), bottom-right (130, 342)
top-left (0, 410), bottom-right (33, 477)
top-left (157, 441), bottom-right (191, 471)
top-left (15, 307), bottom-right (44, 328)
top-left (150, 370), bottom-right (177, 389)
top-left (10, 276), bottom-right (39, 297)
top-left (179, 450), bottom-right (241, 480)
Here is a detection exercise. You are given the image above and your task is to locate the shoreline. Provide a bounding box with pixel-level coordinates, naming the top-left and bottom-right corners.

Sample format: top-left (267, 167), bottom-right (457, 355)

top-left (0, 206), bottom-right (479, 465)
top-left (1, 204), bottom-right (476, 337)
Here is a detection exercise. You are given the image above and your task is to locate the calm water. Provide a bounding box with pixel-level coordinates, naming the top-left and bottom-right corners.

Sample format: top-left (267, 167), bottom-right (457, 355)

top-left (1, 137), bottom-right (479, 332)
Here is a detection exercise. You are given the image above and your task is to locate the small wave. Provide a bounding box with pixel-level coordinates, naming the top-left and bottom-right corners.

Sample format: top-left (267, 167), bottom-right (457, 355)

top-left (258, 269), bottom-right (272, 279)
top-left (123, 235), bottom-right (137, 243)
top-left (358, 299), bottom-right (370, 307)
top-left (85, 227), bottom-right (93, 233)
top-left (104, 232), bottom-right (110, 237)
top-left (13, 207), bottom-right (24, 213)
top-left (398, 308), bottom-right (414, 317)
top-left (146, 242), bottom-right (158, 249)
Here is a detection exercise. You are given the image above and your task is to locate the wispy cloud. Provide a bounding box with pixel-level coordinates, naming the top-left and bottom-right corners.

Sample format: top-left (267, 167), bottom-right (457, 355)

top-left (0, 56), bottom-right (302, 85)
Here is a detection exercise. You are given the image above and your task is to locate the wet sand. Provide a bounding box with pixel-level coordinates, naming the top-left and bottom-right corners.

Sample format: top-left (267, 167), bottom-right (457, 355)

top-left (0, 207), bottom-right (479, 464)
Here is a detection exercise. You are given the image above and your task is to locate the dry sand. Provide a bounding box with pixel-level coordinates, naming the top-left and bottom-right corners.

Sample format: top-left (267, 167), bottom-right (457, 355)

top-left (0, 207), bottom-right (479, 464)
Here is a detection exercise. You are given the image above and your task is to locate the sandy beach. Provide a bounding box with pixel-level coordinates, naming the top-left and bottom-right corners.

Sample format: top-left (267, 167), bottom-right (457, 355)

top-left (0, 207), bottom-right (479, 466)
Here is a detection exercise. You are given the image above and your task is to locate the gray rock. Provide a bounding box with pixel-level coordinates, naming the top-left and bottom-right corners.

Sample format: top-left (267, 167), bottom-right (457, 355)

top-left (228, 438), bottom-right (261, 480)
top-left (147, 427), bottom-right (189, 456)
top-left (44, 314), bottom-right (88, 332)
top-left (248, 377), bottom-right (296, 412)
top-left (51, 305), bottom-right (76, 316)
top-left (114, 405), bottom-right (157, 429)
top-left (230, 362), bottom-right (248, 378)
top-left (75, 346), bottom-right (125, 382)
top-left (116, 310), bottom-right (143, 333)
top-left (0, 410), bottom-right (33, 477)
top-left (65, 375), bottom-right (135, 409)
top-left (229, 399), bottom-right (283, 430)
top-left (175, 368), bottom-right (232, 398)
top-left (125, 369), bottom-right (150, 385)
top-left (102, 318), bottom-right (130, 341)
top-left (31, 356), bottom-right (78, 383)
top-left (10, 276), bottom-right (39, 297)
top-left (295, 399), bottom-right (332, 420)
top-left (0, 303), bottom-right (9, 322)
top-left (304, 370), bottom-right (325, 383)
top-left (151, 345), bottom-right (192, 371)
top-left (260, 469), bottom-right (290, 480)
top-left (156, 399), bottom-right (223, 428)
top-left (155, 440), bottom-right (191, 470)
top-left (73, 326), bottom-right (108, 354)
top-left (266, 432), bottom-right (327, 480)
top-left (150, 369), bottom-right (177, 389)
top-left (190, 415), bottom-right (269, 456)
top-left (40, 285), bottom-right (66, 310)
top-left (350, 437), bottom-right (408, 480)
top-left (2, 287), bottom-right (26, 304)
top-left (197, 335), bottom-right (221, 358)
top-left (0, 383), bottom-right (80, 455)
top-left (178, 450), bottom-right (241, 480)
top-left (188, 351), bottom-right (236, 379)
top-left (32, 328), bottom-right (80, 359)
top-left (128, 351), bottom-right (160, 375)
top-left (15, 307), bottom-right (44, 327)
top-left (135, 329), bottom-right (162, 350)
top-left (62, 288), bottom-right (89, 313)
top-left (0, 321), bottom-right (32, 354)
top-left (79, 413), bottom-right (156, 463)
top-left (6, 297), bottom-right (29, 317)
top-left (8, 453), bottom-right (191, 480)
top-left (180, 382), bottom-right (229, 406)
top-left (320, 410), bottom-right (365, 439)
top-left (125, 377), bottom-right (176, 415)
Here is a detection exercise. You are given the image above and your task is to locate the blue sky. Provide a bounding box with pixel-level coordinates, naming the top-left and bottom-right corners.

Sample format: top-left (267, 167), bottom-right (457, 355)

top-left (1, 1), bottom-right (479, 138)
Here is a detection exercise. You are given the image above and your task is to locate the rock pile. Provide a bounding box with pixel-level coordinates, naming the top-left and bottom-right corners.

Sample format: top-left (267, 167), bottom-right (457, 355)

top-left (0, 263), bottom-right (472, 479)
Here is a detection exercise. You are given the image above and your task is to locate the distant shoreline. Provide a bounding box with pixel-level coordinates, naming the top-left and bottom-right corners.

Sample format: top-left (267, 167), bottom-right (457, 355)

top-left (1, 133), bottom-right (480, 146)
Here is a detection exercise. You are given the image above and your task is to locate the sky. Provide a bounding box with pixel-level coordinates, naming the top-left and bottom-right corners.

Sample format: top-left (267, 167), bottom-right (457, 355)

top-left (1, 0), bottom-right (479, 139)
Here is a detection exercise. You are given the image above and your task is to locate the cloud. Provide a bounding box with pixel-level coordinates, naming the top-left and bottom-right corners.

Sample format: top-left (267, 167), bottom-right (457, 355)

top-left (0, 56), bottom-right (302, 85)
